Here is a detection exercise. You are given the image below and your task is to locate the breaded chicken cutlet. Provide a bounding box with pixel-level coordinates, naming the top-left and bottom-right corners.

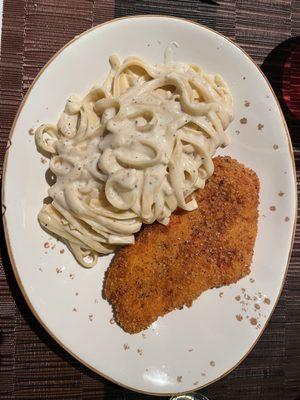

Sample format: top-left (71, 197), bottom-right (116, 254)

top-left (104, 156), bottom-right (259, 334)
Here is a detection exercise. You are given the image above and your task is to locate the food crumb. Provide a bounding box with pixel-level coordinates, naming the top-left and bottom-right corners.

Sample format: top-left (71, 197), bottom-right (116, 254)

top-left (273, 144), bottom-right (279, 150)
top-left (88, 314), bottom-right (93, 322)
top-left (235, 295), bottom-right (241, 301)
top-left (38, 267), bottom-right (43, 272)
top-left (278, 191), bottom-right (284, 197)
top-left (193, 381), bottom-right (199, 386)
top-left (123, 343), bottom-right (130, 350)
top-left (201, 372), bottom-right (206, 377)
top-left (240, 117), bottom-right (247, 124)
top-left (257, 123), bottom-right (264, 130)
top-left (250, 278), bottom-right (255, 283)
top-left (236, 314), bottom-right (243, 321)
top-left (250, 317), bottom-right (257, 325)
top-left (72, 307), bottom-right (77, 312)
top-left (29, 128), bottom-right (35, 135)
top-left (75, 292), bottom-right (79, 296)
top-left (137, 348), bottom-right (143, 356)
top-left (285, 216), bottom-right (290, 222)
top-left (177, 376), bottom-right (182, 383)
top-left (60, 249), bottom-right (65, 254)
top-left (264, 297), bottom-right (271, 305)
top-left (44, 242), bottom-right (50, 248)
top-left (235, 130), bottom-right (240, 135)
top-left (269, 206), bottom-right (276, 211)
top-left (94, 298), bottom-right (99, 304)
top-left (254, 303), bottom-right (260, 310)
top-left (210, 361), bottom-right (215, 367)
top-left (219, 292), bottom-right (224, 298)
top-left (142, 333), bottom-right (146, 339)
top-left (56, 267), bottom-right (63, 274)
top-left (69, 273), bottom-right (75, 280)
top-left (188, 348), bottom-right (193, 352)
top-left (41, 157), bottom-right (47, 164)
top-left (243, 77), bottom-right (246, 80)
top-left (244, 100), bottom-right (250, 107)
top-left (110, 318), bottom-right (115, 324)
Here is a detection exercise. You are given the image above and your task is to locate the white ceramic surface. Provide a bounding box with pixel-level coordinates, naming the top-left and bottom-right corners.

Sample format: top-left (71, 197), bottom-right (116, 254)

top-left (2, 16), bottom-right (296, 396)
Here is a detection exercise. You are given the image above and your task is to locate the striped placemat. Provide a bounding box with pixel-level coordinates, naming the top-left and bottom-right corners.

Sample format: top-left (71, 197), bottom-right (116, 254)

top-left (0, 1), bottom-right (299, 399)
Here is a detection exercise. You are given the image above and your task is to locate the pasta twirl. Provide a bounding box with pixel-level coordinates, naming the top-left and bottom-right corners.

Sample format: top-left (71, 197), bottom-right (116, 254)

top-left (35, 43), bottom-right (233, 267)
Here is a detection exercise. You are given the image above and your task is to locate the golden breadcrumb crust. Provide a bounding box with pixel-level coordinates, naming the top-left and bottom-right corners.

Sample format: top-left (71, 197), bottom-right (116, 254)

top-left (104, 156), bottom-right (260, 334)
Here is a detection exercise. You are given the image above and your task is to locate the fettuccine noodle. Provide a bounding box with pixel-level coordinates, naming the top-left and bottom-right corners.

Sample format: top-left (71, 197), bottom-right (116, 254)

top-left (35, 43), bottom-right (233, 267)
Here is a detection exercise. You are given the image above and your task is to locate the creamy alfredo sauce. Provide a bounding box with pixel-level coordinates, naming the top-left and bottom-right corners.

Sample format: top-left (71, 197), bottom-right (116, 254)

top-left (35, 43), bottom-right (233, 267)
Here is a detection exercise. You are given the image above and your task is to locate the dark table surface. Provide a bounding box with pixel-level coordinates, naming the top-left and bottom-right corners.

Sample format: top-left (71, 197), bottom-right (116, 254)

top-left (0, 1), bottom-right (299, 399)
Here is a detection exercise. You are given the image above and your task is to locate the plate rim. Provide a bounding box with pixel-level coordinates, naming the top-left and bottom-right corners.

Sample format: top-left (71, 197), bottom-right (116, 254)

top-left (1, 14), bottom-right (297, 397)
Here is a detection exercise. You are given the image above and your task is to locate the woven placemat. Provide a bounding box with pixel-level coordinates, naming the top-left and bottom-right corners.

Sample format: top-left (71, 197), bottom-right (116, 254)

top-left (0, 1), bottom-right (299, 399)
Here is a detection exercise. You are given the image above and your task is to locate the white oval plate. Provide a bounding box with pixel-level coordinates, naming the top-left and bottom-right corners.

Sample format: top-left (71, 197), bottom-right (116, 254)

top-left (2, 16), bottom-right (296, 396)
